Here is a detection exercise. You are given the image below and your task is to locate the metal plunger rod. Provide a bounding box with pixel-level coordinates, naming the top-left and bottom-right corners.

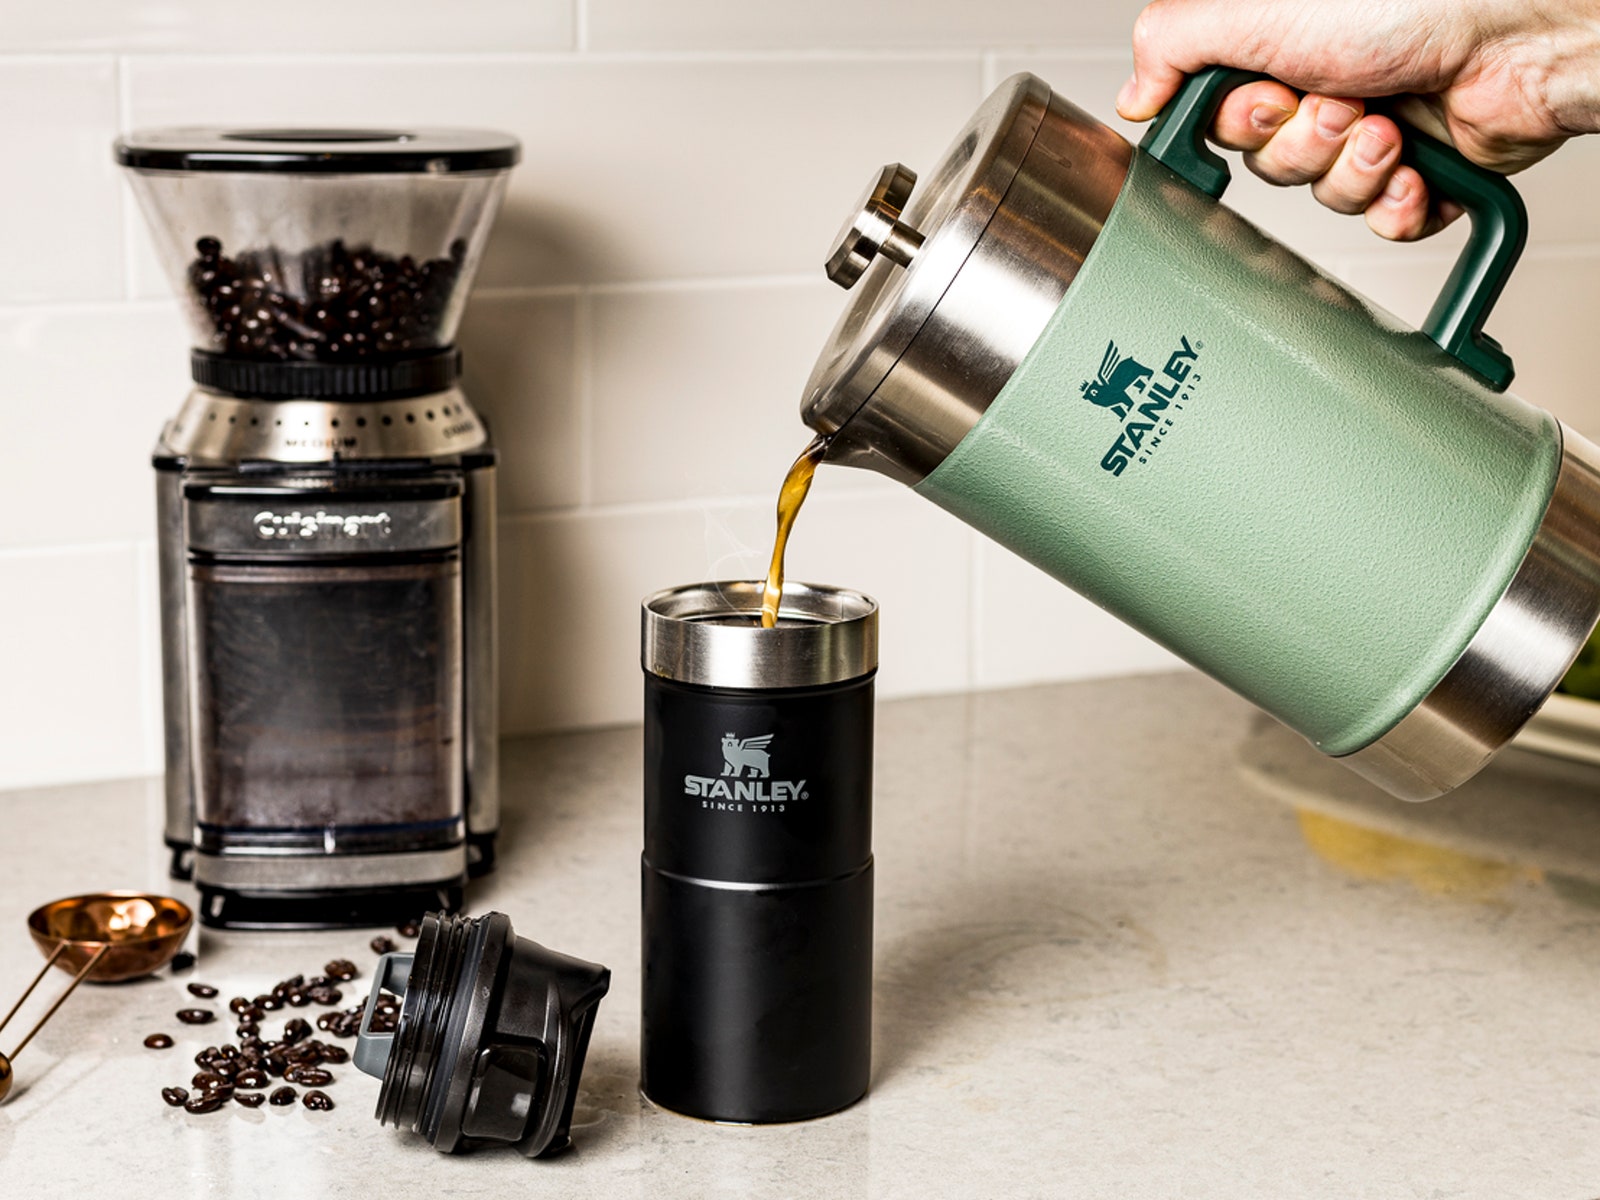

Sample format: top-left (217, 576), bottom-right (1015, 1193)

top-left (1, 944), bottom-right (108, 1060)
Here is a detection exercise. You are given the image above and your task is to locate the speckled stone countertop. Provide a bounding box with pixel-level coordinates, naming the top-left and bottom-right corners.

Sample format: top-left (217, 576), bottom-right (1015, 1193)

top-left (4, 672), bottom-right (1600, 1198)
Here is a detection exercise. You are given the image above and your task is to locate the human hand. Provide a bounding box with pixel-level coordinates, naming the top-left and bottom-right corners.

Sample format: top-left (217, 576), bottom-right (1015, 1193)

top-left (1117, 0), bottom-right (1600, 239)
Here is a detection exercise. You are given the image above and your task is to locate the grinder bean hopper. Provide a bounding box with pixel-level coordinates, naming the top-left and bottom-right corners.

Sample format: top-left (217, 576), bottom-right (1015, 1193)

top-left (116, 129), bottom-right (518, 927)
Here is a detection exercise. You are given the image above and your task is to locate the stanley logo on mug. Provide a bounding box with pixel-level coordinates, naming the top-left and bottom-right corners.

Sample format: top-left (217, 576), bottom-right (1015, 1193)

top-left (683, 732), bottom-right (808, 812)
top-left (1082, 335), bottom-right (1201, 476)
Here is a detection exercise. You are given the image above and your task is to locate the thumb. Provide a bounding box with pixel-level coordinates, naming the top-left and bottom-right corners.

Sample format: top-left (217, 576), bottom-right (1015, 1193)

top-left (1117, 0), bottom-right (1270, 121)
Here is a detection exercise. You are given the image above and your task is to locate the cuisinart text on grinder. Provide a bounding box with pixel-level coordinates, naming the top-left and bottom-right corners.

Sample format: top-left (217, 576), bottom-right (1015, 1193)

top-left (641, 580), bottom-right (878, 1123)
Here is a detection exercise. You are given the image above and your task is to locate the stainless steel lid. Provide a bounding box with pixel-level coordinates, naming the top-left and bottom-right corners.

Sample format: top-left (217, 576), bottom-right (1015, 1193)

top-left (800, 74), bottom-right (1132, 485)
top-left (641, 581), bottom-right (878, 689)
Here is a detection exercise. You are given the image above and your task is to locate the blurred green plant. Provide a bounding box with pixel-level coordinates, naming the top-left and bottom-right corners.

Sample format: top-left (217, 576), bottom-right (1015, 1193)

top-left (1560, 628), bottom-right (1600, 700)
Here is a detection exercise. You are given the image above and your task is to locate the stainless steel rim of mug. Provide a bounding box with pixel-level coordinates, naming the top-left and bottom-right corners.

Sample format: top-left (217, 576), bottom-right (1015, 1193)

top-left (1342, 423), bottom-right (1600, 800)
top-left (641, 581), bottom-right (879, 690)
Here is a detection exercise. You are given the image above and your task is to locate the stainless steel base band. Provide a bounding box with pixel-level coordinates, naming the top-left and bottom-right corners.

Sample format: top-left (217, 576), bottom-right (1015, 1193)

top-left (1342, 424), bottom-right (1600, 800)
top-left (193, 847), bottom-right (468, 890)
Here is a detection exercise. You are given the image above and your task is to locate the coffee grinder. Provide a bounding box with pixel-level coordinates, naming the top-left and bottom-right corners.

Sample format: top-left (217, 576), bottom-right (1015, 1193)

top-left (116, 128), bottom-right (520, 928)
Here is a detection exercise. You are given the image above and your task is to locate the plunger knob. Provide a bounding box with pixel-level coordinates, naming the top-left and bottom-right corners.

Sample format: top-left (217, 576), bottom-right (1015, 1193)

top-left (826, 163), bottom-right (925, 289)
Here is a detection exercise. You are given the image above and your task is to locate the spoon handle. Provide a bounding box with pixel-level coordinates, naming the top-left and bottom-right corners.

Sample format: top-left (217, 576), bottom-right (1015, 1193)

top-left (0, 944), bottom-right (65, 1040)
top-left (4, 944), bottom-right (108, 1060)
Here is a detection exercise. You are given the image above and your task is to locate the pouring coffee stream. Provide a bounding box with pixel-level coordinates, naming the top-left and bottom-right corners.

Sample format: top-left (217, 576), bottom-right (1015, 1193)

top-left (759, 433), bottom-right (831, 628)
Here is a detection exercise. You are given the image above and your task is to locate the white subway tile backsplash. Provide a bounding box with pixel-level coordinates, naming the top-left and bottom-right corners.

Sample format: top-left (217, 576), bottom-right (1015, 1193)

top-left (589, 279), bottom-right (865, 505)
top-left (0, 304), bottom-right (190, 550)
top-left (0, 546), bottom-right (150, 789)
top-left (1, 2), bottom-right (572, 54)
top-left (123, 56), bottom-right (983, 288)
top-left (4, 3), bottom-right (1600, 793)
top-left (972, 537), bottom-right (1182, 689)
top-left (0, 59), bottom-right (123, 303)
top-left (459, 291), bottom-right (583, 513)
top-left (587, 0), bottom-right (1147, 50)
top-left (498, 487), bottom-right (971, 732)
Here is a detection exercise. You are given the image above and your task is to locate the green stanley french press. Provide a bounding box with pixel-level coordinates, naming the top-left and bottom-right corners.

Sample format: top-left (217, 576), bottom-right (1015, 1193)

top-left (802, 69), bottom-right (1600, 801)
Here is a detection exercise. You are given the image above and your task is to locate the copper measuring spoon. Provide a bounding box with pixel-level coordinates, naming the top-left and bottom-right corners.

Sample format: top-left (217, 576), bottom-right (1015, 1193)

top-left (0, 892), bottom-right (193, 1102)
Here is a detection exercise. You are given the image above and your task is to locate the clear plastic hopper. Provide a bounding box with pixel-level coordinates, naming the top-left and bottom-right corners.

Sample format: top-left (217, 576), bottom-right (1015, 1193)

top-left (115, 128), bottom-right (519, 362)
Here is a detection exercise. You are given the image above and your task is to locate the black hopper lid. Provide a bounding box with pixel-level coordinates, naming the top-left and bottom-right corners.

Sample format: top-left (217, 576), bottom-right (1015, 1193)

top-left (115, 127), bottom-right (521, 175)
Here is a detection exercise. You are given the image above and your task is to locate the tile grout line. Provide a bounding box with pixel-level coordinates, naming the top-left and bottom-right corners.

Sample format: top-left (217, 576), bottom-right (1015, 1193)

top-left (63, 46), bottom-right (1023, 67)
top-left (0, 538), bottom-right (156, 562)
top-left (966, 529), bottom-right (986, 690)
top-left (980, 49), bottom-right (999, 94)
top-left (132, 540), bottom-right (163, 775)
top-left (574, 288), bottom-right (596, 508)
top-left (494, 481), bottom-right (915, 526)
top-left (112, 52), bottom-right (139, 302)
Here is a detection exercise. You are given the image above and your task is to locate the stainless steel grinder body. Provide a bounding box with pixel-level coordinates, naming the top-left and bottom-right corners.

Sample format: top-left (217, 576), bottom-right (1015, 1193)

top-left (803, 70), bottom-right (1600, 800)
top-left (640, 581), bottom-right (878, 1123)
top-left (155, 388), bottom-right (500, 928)
top-left (120, 125), bottom-right (518, 928)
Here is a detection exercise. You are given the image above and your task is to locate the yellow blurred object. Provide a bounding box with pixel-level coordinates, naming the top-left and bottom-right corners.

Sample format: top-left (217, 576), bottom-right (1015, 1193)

top-left (1296, 809), bottom-right (1541, 899)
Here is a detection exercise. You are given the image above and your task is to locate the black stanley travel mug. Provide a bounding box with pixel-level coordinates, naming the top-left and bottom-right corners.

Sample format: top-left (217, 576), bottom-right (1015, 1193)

top-left (641, 580), bottom-right (878, 1122)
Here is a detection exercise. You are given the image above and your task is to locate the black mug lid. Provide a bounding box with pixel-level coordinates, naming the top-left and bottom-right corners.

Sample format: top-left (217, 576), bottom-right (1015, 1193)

top-left (114, 127), bottom-right (521, 174)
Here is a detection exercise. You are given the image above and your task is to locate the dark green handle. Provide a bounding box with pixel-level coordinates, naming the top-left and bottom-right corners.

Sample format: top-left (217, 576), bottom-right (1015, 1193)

top-left (1138, 66), bottom-right (1528, 391)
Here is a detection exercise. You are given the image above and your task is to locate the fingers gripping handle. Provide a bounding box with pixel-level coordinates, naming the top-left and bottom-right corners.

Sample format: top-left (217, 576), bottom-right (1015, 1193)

top-left (1138, 66), bottom-right (1528, 391)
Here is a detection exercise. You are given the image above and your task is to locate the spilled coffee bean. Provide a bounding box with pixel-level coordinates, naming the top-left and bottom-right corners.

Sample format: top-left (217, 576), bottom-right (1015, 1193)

top-left (370, 936), bottom-right (397, 955)
top-left (146, 945), bottom-right (398, 1121)
top-left (169, 951), bottom-right (196, 973)
top-left (397, 920), bottom-right (421, 939)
